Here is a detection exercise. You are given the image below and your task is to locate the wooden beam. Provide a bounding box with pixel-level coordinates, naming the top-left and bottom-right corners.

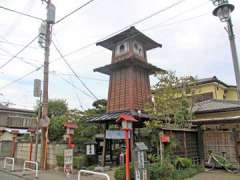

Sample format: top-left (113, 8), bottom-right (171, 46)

top-left (183, 132), bottom-right (188, 157)
top-left (101, 124), bottom-right (108, 167)
top-left (197, 126), bottom-right (204, 165)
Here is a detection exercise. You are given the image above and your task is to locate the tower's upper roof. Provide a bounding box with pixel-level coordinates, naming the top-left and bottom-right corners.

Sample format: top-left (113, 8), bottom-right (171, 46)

top-left (97, 26), bottom-right (162, 51)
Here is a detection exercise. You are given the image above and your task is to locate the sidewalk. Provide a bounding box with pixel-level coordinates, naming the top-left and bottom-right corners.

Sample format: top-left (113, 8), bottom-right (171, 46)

top-left (0, 159), bottom-right (115, 180)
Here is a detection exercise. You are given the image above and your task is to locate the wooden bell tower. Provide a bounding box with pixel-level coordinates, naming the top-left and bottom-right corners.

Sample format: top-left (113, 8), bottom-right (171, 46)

top-left (95, 26), bottom-right (164, 112)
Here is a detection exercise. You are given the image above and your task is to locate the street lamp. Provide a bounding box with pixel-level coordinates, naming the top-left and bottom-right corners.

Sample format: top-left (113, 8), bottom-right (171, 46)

top-left (211, 0), bottom-right (240, 99)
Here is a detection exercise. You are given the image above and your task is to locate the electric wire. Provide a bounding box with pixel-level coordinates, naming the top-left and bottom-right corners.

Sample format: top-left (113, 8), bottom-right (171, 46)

top-left (0, 10), bottom-right (209, 91)
top-left (0, 46), bottom-right (40, 68)
top-left (50, 71), bottom-right (108, 82)
top-left (0, 34), bottom-right (39, 70)
top-left (143, 12), bottom-right (210, 32)
top-left (0, 0), bottom-right (208, 92)
top-left (0, 6), bottom-right (43, 21)
top-left (0, 39), bottom-right (39, 50)
top-left (52, 40), bottom-right (98, 100)
top-left (55, 0), bottom-right (96, 24)
top-left (51, 0), bottom-right (191, 63)
top-left (96, 0), bottom-right (187, 43)
top-left (53, 73), bottom-right (95, 99)
top-left (0, 65), bottom-right (43, 91)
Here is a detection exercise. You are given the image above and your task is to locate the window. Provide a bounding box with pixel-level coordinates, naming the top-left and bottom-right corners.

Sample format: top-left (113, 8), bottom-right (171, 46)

top-left (119, 44), bottom-right (125, 53)
top-left (115, 41), bottom-right (129, 56)
top-left (133, 41), bottom-right (144, 57)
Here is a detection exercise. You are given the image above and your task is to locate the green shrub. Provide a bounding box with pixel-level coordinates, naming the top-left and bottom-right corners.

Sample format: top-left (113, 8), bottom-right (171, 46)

top-left (56, 154), bottom-right (87, 169)
top-left (172, 166), bottom-right (204, 180)
top-left (56, 154), bottom-right (64, 167)
top-left (73, 155), bottom-right (88, 169)
top-left (114, 160), bottom-right (202, 180)
top-left (174, 157), bottom-right (192, 170)
top-left (149, 161), bottom-right (175, 180)
top-left (114, 164), bottom-right (135, 180)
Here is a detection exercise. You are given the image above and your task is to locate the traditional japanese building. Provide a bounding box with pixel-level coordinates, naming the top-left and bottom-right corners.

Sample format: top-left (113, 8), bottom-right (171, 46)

top-left (90, 26), bottom-right (164, 122)
top-left (89, 26), bottom-right (165, 165)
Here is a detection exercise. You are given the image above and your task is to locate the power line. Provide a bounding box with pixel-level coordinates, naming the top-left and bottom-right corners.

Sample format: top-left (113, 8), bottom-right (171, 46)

top-left (0, 39), bottom-right (39, 50)
top-left (52, 40), bottom-right (98, 100)
top-left (0, 65), bottom-right (43, 91)
top-left (97, 0), bottom-right (187, 43)
top-left (55, 0), bottom-right (96, 24)
top-left (53, 73), bottom-right (95, 99)
top-left (0, 46), bottom-right (40, 68)
top-left (144, 13), bottom-right (210, 32)
top-left (0, 8), bottom-right (208, 91)
top-left (0, 6), bottom-right (43, 21)
top-left (51, 0), bottom-right (188, 62)
top-left (0, 34), bottom-right (39, 70)
top-left (50, 71), bottom-right (108, 82)
top-left (0, 0), bottom-right (204, 92)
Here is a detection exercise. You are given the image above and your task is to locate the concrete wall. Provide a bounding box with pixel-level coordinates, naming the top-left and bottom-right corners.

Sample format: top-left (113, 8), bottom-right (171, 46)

top-left (15, 143), bottom-right (67, 167)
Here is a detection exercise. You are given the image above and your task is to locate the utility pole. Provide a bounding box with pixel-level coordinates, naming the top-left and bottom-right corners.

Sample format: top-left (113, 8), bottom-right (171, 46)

top-left (33, 79), bottom-right (42, 162)
top-left (39, 0), bottom-right (55, 170)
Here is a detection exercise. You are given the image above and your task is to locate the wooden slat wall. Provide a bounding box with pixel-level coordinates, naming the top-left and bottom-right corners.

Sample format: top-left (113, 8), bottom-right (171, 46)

top-left (203, 130), bottom-right (239, 168)
top-left (163, 130), bottom-right (200, 164)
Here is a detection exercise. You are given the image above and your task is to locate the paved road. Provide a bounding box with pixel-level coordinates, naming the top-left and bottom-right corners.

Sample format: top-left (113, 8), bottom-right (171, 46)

top-left (189, 170), bottom-right (240, 180)
top-left (0, 169), bottom-right (114, 180)
top-left (0, 171), bottom-right (24, 180)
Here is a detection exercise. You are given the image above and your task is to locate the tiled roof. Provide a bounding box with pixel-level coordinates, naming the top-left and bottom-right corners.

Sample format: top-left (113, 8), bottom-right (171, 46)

top-left (87, 110), bottom-right (150, 123)
top-left (94, 58), bottom-right (165, 75)
top-left (192, 99), bottom-right (240, 114)
top-left (195, 76), bottom-right (235, 88)
top-left (0, 105), bottom-right (34, 114)
top-left (96, 26), bottom-right (162, 51)
top-left (191, 116), bottom-right (240, 125)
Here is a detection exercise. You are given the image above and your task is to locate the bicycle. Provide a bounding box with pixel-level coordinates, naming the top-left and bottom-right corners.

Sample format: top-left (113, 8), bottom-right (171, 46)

top-left (206, 150), bottom-right (237, 173)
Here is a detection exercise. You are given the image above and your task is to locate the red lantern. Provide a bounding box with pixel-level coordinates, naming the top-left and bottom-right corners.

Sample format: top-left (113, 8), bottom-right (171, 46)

top-left (160, 135), bottom-right (170, 143)
top-left (64, 122), bottom-right (78, 149)
top-left (69, 144), bottom-right (75, 149)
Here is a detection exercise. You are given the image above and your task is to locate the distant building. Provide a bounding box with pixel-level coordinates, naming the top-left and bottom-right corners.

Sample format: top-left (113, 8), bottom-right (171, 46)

top-left (0, 104), bottom-right (35, 129)
top-left (190, 78), bottom-right (240, 168)
top-left (189, 76), bottom-right (239, 119)
top-left (191, 76), bottom-right (237, 103)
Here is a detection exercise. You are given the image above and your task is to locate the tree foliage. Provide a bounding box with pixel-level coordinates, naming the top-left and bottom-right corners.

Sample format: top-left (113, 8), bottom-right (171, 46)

top-left (48, 99), bottom-right (68, 118)
top-left (145, 71), bottom-right (195, 129)
top-left (39, 98), bottom-right (106, 144)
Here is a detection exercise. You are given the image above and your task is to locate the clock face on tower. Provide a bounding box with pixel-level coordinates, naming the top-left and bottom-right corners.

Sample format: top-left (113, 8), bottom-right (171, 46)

top-left (133, 41), bottom-right (144, 57)
top-left (115, 41), bottom-right (129, 56)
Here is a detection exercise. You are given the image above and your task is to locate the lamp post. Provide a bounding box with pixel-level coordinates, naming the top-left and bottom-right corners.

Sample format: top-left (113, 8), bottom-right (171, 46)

top-left (116, 114), bottom-right (137, 180)
top-left (211, 0), bottom-right (240, 99)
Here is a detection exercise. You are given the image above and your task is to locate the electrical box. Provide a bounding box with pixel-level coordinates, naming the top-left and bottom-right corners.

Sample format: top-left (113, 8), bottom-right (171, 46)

top-left (47, 3), bottom-right (56, 24)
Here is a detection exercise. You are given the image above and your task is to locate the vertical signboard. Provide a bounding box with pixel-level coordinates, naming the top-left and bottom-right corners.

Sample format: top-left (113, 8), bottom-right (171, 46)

top-left (64, 149), bottom-right (73, 175)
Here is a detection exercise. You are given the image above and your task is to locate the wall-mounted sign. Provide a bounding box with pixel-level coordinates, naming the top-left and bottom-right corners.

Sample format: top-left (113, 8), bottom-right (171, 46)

top-left (106, 130), bottom-right (130, 140)
top-left (160, 135), bottom-right (170, 143)
top-left (86, 144), bottom-right (95, 155)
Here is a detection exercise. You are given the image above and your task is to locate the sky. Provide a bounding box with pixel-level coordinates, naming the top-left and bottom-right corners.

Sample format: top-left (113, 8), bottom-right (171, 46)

top-left (0, 0), bottom-right (240, 110)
